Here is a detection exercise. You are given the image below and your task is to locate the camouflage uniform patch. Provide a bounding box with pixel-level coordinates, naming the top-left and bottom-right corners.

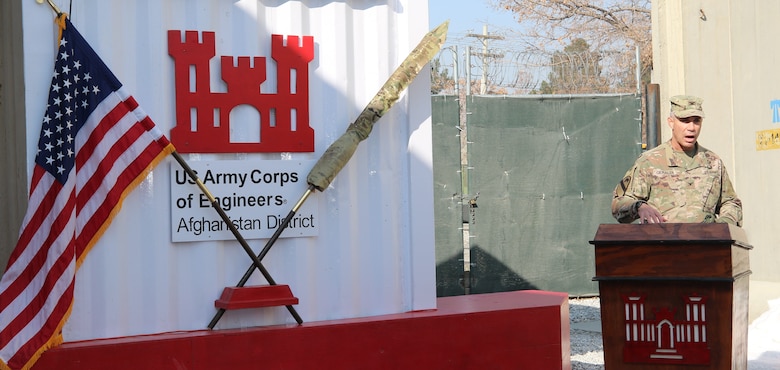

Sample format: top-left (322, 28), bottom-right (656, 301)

top-left (615, 175), bottom-right (631, 196)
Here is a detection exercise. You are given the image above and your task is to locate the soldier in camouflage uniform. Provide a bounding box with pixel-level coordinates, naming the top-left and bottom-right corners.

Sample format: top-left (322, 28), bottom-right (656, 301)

top-left (612, 95), bottom-right (742, 226)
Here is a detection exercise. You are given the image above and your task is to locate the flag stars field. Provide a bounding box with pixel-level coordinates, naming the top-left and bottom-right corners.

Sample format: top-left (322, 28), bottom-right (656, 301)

top-left (37, 35), bottom-right (107, 183)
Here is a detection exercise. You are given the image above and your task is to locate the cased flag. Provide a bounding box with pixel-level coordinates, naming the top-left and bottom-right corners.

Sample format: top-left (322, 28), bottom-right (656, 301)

top-left (0, 16), bottom-right (173, 370)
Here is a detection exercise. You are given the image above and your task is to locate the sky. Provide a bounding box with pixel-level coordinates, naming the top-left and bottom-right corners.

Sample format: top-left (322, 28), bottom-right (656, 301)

top-left (427, 0), bottom-right (523, 93)
top-left (428, 0), bottom-right (518, 39)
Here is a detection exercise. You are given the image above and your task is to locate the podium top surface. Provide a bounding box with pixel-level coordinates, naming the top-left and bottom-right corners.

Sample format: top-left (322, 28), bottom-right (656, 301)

top-left (591, 223), bottom-right (751, 279)
top-left (591, 223), bottom-right (750, 248)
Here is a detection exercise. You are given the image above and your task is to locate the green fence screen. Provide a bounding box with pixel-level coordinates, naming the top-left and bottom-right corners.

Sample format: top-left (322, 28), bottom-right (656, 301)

top-left (432, 94), bottom-right (643, 297)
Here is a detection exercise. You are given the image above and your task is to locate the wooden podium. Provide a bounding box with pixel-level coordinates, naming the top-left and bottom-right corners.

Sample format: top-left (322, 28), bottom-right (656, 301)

top-left (591, 223), bottom-right (751, 370)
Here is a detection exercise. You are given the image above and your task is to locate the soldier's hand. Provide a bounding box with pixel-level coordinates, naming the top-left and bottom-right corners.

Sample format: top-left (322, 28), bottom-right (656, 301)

top-left (637, 203), bottom-right (666, 224)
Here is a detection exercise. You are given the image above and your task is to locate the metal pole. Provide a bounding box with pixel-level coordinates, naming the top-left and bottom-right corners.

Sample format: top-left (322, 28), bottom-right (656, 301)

top-left (209, 186), bottom-right (313, 320)
top-left (646, 84), bottom-right (661, 149)
top-left (207, 185), bottom-right (313, 329)
top-left (461, 46), bottom-right (471, 295)
top-left (452, 46), bottom-right (459, 99)
top-left (481, 25), bottom-right (488, 95)
top-left (466, 46), bottom-right (472, 97)
top-left (635, 45), bottom-right (641, 95)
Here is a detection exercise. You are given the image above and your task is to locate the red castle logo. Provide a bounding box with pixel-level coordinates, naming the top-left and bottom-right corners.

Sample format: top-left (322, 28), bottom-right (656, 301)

top-left (167, 30), bottom-right (315, 153)
top-left (622, 293), bottom-right (710, 365)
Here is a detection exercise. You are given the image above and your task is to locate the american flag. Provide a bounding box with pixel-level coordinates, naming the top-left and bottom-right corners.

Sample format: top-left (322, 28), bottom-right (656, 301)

top-left (0, 17), bottom-right (173, 370)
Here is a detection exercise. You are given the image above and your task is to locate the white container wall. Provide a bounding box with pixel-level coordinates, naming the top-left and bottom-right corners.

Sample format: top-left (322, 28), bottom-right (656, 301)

top-left (21, 0), bottom-right (436, 341)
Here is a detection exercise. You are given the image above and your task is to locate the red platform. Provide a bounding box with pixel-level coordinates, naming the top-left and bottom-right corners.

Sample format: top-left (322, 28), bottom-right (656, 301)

top-left (34, 290), bottom-right (570, 370)
top-left (214, 285), bottom-right (299, 309)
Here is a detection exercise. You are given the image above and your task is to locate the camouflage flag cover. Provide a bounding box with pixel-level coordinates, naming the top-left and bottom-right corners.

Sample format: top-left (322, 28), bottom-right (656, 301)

top-left (306, 21), bottom-right (449, 191)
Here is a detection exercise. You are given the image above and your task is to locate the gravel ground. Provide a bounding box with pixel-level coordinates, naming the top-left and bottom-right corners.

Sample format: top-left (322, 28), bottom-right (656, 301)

top-left (569, 297), bottom-right (604, 370)
top-left (568, 297), bottom-right (780, 370)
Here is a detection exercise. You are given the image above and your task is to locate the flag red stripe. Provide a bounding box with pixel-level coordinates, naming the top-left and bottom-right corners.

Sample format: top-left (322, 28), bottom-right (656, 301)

top-left (0, 195), bottom-right (74, 340)
top-left (76, 126), bottom-right (149, 253)
top-left (75, 98), bottom-right (133, 170)
top-left (28, 166), bottom-right (46, 197)
top-left (4, 280), bottom-right (74, 370)
top-left (0, 185), bottom-right (73, 314)
top-left (76, 114), bottom-right (145, 212)
top-left (124, 96), bottom-right (139, 111)
top-left (77, 141), bottom-right (167, 254)
top-left (5, 168), bottom-right (59, 268)
top-left (0, 238), bottom-right (73, 345)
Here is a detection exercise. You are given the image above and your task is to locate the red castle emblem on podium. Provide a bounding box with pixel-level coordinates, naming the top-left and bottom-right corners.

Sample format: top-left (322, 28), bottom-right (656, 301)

top-left (167, 30), bottom-right (315, 153)
top-left (622, 293), bottom-right (711, 365)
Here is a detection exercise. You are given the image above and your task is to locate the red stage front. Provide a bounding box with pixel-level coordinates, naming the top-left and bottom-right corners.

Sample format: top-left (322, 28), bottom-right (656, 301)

top-left (34, 290), bottom-right (571, 370)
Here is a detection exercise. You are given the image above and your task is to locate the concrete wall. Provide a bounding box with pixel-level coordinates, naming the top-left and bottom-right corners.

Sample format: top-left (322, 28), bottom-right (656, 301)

top-left (0, 0), bottom-right (29, 277)
top-left (652, 0), bottom-right (780, 315)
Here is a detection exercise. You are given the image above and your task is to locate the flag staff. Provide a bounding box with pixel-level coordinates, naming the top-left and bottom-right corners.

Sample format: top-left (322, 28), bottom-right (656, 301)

top-left (207, 20), bottom-right (449, 329)
top-left (170, 151), bottom-right (304, 325)
top-left (37, 0), bottom-right (63, 15)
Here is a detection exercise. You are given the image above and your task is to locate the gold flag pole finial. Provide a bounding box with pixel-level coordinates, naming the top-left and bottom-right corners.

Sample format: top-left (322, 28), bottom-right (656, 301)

top-left (36, 0), bottom-right (63, 15)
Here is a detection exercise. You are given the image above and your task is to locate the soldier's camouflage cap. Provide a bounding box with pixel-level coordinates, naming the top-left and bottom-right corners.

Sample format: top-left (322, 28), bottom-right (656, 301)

top-left (670, 95), bottom-right (705, 118)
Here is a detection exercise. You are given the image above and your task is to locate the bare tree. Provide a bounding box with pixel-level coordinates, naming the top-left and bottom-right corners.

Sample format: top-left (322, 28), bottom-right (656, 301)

top-left (431, 57), bottom-right (455, 94)
top-left (537, 38), bottom-right (611, 94)
top-left (491, 0), bottom-right (651, 88)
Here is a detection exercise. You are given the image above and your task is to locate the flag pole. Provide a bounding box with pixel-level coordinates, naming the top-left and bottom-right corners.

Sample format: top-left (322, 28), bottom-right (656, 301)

top-left (207, 21), bottom-right (448, 329)
top-left (36, 0), bottom-right (63, 15)
top-left (170, 151), bottom-right (304, 326)
top-left (207, 185), bottom-right (314, 329)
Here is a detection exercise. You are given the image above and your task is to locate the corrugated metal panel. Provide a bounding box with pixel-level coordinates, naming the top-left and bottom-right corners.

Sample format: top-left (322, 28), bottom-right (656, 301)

top-left (21, 0), bottom-right (435, 341)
